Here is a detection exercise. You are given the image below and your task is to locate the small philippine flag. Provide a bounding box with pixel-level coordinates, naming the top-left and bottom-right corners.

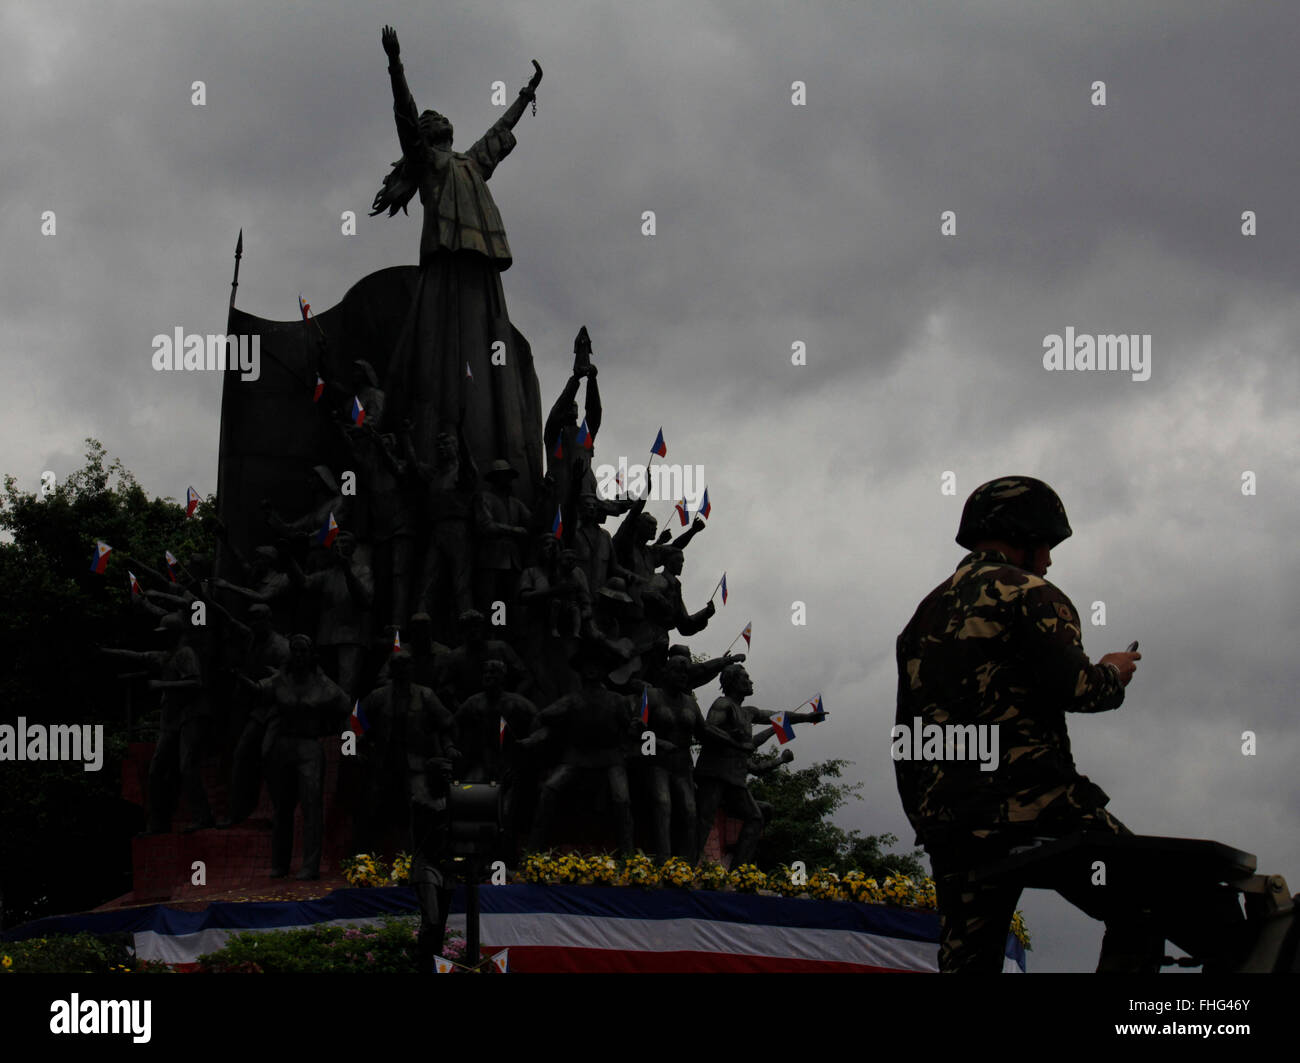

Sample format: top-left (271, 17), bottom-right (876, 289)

top-left (466, 362), bottom-right (473, 380)
top-left (552, 436), bottom-right (563, 460)
top-left (650, 427), bottom-right (667, 458)
top-left (434, 956), bottom-right (455, 974)
top-left (392, 629), bottom-right (401, 653)
top-left (551, 506), bottom-right (563, 539)
top-left (186, 486), bottom-right (201, 517)
top-left (699, 487), bottom-right (711, 519)
top-left (771, 711), bottom-right (796, 745)
top-left (499, 716), bottom-right (507, 747)
top-left (89, 541), bottom-right (112, 574)
top-left (491, 949), bottom-right (510, 973)
top-left (313, 374), bottom-right (325, 403)
top-left (721, 572), bottom-right (728, 605)
top-left (350, 396), bottom-right (365, 427)
top-left (165, 550), bottom-right (180, 582)
top-left (741, 621), bottom-right (752, 647)
top-left (810, 693), bottom-right (826, 722)
top-left (576, 418), bottom-right (593, 451)
top-left (675, 498), bottom-right (690, 526)
top-left (298, 294), bottom-right (311, 320)
top-left (349, 700), bottom-right (369, 737)
top-left (129, 571), bottom-right (143, 598)
top-left (640, 686), bottom-right (650, 726)
top-left (316, 512), bottom-right (339, 548)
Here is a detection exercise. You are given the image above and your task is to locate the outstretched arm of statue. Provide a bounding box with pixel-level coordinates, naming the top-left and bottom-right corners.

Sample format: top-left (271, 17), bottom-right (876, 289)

top-left (672, 516), bottom-right (708, 551)
top-left (496, 61), bottom-right (542, 132)
top-left (382, 26), bottom-right (421, 154)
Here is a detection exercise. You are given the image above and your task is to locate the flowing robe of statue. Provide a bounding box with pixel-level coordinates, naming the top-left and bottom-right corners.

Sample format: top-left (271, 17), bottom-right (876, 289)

top-left (373, 52), bottom-right (544, 509)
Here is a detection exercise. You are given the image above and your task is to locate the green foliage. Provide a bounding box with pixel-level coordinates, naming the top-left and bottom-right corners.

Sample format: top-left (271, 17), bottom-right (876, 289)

top-left (0, 932), bottom-right (171, 974)
top-left (196, 917), bottom-right (463, 973)
top-left (0, 440), bottom-right (216, 926)
top-left (750, 758), bottom-right (926, 880)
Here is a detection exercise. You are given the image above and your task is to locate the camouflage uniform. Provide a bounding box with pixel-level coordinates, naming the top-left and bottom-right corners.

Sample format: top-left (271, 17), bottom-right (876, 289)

top-left (895, 477), bottom-right (1140, 971)
top-left (896, 547), bottom-right (1134, 970)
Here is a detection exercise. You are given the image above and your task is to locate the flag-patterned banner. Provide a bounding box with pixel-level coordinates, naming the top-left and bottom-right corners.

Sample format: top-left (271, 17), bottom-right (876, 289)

top-left (4, 886), bottom-right (1022, 973)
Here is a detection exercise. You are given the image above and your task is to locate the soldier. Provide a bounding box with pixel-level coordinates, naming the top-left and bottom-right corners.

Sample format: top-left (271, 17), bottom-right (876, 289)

top-left (240, 634), bottom-right (351, 879)
top-left (894, 476), bottom-right (1148, 972)
top-left (694, 663), bottom-right (822, 866)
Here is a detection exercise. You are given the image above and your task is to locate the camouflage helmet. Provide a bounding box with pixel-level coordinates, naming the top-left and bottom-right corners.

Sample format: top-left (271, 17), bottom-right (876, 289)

top-left (956, 476), bottom-right (1072, 550)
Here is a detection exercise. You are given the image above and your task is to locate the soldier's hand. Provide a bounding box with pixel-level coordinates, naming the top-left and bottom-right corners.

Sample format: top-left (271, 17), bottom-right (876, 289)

top-left (1099, 650), bottom-right (1141, 686)
top-left (724, 652), bottom-right (745, 664)
top-left (692, 516), bottom-right (706, 532)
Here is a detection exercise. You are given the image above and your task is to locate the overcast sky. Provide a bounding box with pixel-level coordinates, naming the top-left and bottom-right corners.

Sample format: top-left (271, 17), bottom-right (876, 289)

top-left (4, 0), bottom-right (1298, 972)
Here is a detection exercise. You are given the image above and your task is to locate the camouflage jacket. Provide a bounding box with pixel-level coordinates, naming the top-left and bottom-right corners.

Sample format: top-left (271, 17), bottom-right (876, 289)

top-left (894, 550), bottom-right (1124, 849)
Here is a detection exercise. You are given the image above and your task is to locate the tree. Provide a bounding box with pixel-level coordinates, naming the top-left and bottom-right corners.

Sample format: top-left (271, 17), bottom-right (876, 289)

top-left (749, 757), bottom-right (926, 880)
top-left (0, 440), bottom-right (215, 927)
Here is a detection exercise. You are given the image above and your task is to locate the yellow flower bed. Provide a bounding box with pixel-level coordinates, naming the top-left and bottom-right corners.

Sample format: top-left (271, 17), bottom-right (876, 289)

top-left (349, 851), bottom-right (1031, 950)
